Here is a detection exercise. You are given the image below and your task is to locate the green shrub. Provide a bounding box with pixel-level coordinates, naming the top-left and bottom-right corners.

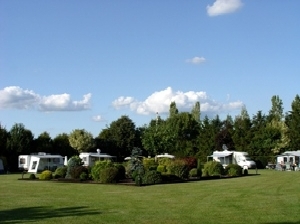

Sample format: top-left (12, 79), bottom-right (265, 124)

top-left (225, 164), bottom-right (243, 177)
top-left (189, 168), bottom-right (200, 177)
top-left (91, 160), bottom-right (114, 181)
top-left (142, 170), bottom-right (162, 185)
top-left (143, 158), bottom-right (157, 170)
top-left (54, 166), bottom-right (68, 178)
top-left (157, 165), bottom-right (166, 173)
top-left (29, 174), bottom-right (36, 179)
top-left (114, 164), bottom-right (126, 180)
top-left (157, 157), bottom-right (173, 167)
top-left (65, 156), bottom-right (83, 179)
top-left (39, 170), bottom-right (53, 180)
top-left (70, 166), bottom-right (89, 179)
top-left (100, 167), bottom-right (119, 184)
top-left (203, 161), bottom-right (224, 176)
top-left (167, 159), bottom-right (189, 179)
top-left (80, 172), bottom-right (88, 180)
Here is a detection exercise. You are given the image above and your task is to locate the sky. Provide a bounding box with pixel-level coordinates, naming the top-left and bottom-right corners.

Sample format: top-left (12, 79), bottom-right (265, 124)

top-left (1, 0), bottom-right (300, 138)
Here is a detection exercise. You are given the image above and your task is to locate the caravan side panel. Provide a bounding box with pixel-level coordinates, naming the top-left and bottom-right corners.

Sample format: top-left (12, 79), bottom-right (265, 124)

top-left (18, 155), bottom-right (31, 171)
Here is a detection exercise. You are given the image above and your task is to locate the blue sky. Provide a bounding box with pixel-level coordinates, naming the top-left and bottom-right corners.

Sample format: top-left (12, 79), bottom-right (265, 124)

top-left (1, 0), bottom-right (300, 138)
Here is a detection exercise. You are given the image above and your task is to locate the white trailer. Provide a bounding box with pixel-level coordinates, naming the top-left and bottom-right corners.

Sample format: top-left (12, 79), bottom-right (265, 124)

top-left (208, 150), bottom-right (256, 169)
top-left (276, 151), bottom-right (300, 170)
top-left (79, 149), bottom-right (115, 167)
top-left (18, 152), bottom-right (65, 174)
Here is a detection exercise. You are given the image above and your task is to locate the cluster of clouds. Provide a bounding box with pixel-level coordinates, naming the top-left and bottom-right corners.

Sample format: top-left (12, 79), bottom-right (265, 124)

top-left (0, 86), bottom-right (91, 111)
top-left (1, 86), bottom-right (244, 120)
top-left (207, 0), bottom-right (243, 17)
top-left (112, 87), bottom-right (244, 116)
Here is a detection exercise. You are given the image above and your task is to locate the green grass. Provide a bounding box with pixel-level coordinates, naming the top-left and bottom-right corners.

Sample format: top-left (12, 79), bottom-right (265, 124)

top-left (0, 170), bottom-right (300, 224)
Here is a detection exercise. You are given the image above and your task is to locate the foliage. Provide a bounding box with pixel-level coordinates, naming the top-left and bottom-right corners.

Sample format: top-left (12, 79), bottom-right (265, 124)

top-left (203, 161), bottom-right (224, 177)
top-left (54, 166), bottom-right (68, 178)
top-left (53, 133), bottom-right (78, 158)
top-left (142, 170), bottom-right (162, 185)
top-left (69, 166), bottom-right (89, 179)
top-left (182, 157), bottom-right (197, 170)
top-left (142, 158), bottom-right (157, 170)
top-left (66, 156), bottom-right (83, 179)
top-left (105, 115), bottom-right (136, 158)
top-left (29, 173), bottom-right (36, 179)
top-left (167, 159), bottom-right (189, 179)
top-left (39, 170), bottom-right (53, 180)
top-left (100, 167), bottom-right (119, 184)
top-left (114, 163), bottom-right (126, 180)
top-left (224, 164), bottom-right (243, 177)
top-left (90, 160), bottom-right (114, 181)
top-left (189, 168), bottom-right (200, 177)
top-left (68, 129), bottom-right (94, 153)
top-left (156, 165), bottom-right (166, 173)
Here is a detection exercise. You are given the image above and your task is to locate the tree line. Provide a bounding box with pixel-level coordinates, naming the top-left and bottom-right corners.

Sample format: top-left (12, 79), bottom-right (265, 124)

top-left (1, 94), bottom-right (300, 171)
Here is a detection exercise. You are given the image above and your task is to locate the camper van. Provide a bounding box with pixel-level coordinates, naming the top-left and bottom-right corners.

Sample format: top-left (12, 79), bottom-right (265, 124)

top-left (79, 149), bottom-right (115, 167)
top-left (18, 152), bottom-right (65, 174)
top-left (209, 150), bottom-right (256, 169)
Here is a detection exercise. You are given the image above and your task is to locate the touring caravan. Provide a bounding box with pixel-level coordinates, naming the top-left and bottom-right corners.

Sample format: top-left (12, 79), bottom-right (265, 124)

top-left (208, 150), bottom-right (256, 169)
top-left (79, 149), bottom-right (115, 167)
top-left (276, 151), bottom-right (300, 170)
top-left (18, 152), bottom-right (65, 174)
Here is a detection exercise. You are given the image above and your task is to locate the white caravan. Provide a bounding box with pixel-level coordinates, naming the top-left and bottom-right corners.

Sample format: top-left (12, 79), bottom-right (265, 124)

top-left (209, 150), bottom-right (256, 169)
top-left (79, 149), bottom-right (115, 167)
top-left (18, 152), bottom-right (65, 174)
top-left (276, 151), bottom-right (300, 170)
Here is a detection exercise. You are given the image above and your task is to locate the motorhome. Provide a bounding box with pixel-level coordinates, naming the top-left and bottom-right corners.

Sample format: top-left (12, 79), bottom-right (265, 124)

top-left (208, 150), bottom-right (256, 169)
top-left (79, 149), bottom-right (115, 167)
top-left (18, 152), bottom-right (65, 174)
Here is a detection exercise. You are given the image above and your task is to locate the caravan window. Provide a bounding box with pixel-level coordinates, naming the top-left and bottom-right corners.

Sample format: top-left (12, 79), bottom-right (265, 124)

top-left (53, 158), bottom-right (60, 163)
top-left (19, 158), bottom-right (26, 165)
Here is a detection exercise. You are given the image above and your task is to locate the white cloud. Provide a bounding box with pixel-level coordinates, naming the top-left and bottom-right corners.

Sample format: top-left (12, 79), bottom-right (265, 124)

top-left (0, 86), bottom-right (38, 109)
top-left (112, 87), bottom-right (243, 116)
top-left (39, 93), bottom-right (91, 111)
top-left (186, 57), bottom-right (206, 64)
top-left (92, 115), bottom-right (104, 122)
top-left (0, 86), bottom-right (91, 111)
top-left (207, 0), bottom-right (243, 17)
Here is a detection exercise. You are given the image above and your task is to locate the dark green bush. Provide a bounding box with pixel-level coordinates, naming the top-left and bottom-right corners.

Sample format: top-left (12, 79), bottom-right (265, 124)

top-left (65, 156), bottom-right (83, 179)
top-left (70, 166), bottom-right (89, 179)
top-left (189, 168), bottom-right (200, 177)
top-left (143, 158), bottom-right (157, 171)
top-left (91, 160), bottom-right (114, 181)
top-left (167, 159), bottom-right (189, 179)
top-left (39, 170), bottom-right (53, 180)
top-left (114, 164), bottom-right (126, 180)
top-left (157, 165), bottom-right (166, 173)
top-left (100, 167), bottom-right (119, 184)
top-left (142, 170), bottom-right (162, 185)
top-left (225, 164), bottom-right (243, 177)
top-left (203, 161), bottom-right (224, 176)
top-left (29, 174), bottom-right (36, 179)
top-left (54, 166), bottom-right (68, 178)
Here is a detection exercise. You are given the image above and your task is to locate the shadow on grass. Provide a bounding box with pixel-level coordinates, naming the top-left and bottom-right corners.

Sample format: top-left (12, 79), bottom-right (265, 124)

top-left (0, 206), bottom-right (101, 223)
top-left (263, 222), bottom-right (300, 224)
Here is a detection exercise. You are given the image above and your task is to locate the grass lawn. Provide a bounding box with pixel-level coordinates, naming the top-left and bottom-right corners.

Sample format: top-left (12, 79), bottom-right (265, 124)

top-left (0, 169), bottom-right (299, 224)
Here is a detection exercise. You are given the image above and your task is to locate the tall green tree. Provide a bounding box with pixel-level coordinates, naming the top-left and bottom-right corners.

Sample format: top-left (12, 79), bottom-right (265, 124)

top-left (68, 129), bottom-right (94, 153)
top-left (286, 94), bottom-right (300, 151)
top-left (0, 123), bottom-right (8, 157)
top-left (53, 133), bottom-right (78, 157)
top-left (191, 101), bottom-right (201, 123)
top-left (232, 106), bottom-right (253, 152)
top-left (169, 101), bottom-right (178, 118)
top-left (34, 131), bottom-right (53, 153)
top-left (266, 95), bottom-right (288, 154)
top-left (7, 123), bottom-right (34, 170)
top-left (108, 115), bottom-right (136, 158)
top-left (166, 112), bottom-right (200, 156)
